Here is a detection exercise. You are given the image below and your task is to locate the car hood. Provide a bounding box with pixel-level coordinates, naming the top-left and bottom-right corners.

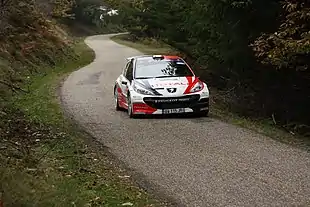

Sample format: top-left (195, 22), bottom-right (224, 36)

top-left (134, 76), bottom-right (200, 96)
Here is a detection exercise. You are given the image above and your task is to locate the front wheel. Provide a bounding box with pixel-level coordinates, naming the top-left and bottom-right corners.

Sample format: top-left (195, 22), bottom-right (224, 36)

top-left (195, 109), bottom-right (209, 117)
top-left (200, 110), bottom-right (209, 117)
top-left (127, 94), bottom-right (136, 118)
top-left (114, 87), bottom-right (121, 111)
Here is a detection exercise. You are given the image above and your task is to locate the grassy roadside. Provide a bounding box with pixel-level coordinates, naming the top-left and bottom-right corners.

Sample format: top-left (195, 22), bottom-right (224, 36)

top-left (110, 34), bottom-right (310, 150)
top-left (1, 38), bottom-right (164, 206)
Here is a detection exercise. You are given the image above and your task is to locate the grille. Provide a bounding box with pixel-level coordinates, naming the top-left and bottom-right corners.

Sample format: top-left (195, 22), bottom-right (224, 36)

top-left (143, 95), bottom-right (200, 109)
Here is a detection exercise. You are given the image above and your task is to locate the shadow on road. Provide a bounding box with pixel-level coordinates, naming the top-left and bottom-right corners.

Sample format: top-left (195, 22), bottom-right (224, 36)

top-left (118, 109), bottom-right (213, 121)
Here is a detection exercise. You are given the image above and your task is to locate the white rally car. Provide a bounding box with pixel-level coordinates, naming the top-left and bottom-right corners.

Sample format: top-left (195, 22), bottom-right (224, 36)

top-left (113, 55), bottom-right (210, 118)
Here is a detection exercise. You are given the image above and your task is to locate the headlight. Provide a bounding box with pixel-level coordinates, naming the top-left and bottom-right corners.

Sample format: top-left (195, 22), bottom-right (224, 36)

top-left (133, 83), bottom-right (154, 95)
top-left (190, 81), bottom-right (204, 93)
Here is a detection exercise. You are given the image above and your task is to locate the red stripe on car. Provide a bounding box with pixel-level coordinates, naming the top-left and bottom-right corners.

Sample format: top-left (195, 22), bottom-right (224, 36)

top-left (184, 76), bottom-right (199, 94)
top-left (133, 103), bottom-right (157, 114)
top-left (117, 85), bottom-right (127, 108)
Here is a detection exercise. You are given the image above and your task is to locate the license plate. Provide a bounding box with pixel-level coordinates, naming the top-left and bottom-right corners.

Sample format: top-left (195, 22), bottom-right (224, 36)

top-left (162, 108), bottom-right (186, 114)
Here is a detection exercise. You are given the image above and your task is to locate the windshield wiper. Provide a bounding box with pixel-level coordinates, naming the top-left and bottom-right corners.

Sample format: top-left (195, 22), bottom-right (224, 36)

top-left (154, 75), bottom-right (186, 78)
top-left (135, 77), bottom-right (151, 79)
top-left (154, 76), bottom-right (171, 78)
top-left (136, 75), bottom-right (185, 79)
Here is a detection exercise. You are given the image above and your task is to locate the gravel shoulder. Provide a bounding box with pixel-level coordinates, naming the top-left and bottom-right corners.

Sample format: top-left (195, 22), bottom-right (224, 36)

top-left (61, 34), bottom-right (310, 207)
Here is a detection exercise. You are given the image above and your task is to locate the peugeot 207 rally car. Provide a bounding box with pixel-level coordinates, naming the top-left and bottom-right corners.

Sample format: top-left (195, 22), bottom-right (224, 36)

top-left (113, 55), bottom-right (210, 118)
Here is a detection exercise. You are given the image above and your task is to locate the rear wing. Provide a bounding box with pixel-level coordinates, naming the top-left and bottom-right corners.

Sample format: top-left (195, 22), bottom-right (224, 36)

top-left (125, 55), bottom-right (152, 61)
top-left (126, 56), bottom-right (135, 61)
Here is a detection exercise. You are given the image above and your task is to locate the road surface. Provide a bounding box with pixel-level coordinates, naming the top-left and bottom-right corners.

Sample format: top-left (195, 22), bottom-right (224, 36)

top-left (61, 34), bottom-right (310, 207)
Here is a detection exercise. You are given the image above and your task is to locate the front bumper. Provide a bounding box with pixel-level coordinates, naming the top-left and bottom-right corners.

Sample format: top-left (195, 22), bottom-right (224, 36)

top-left (131, 94), bottom-right (209, 115)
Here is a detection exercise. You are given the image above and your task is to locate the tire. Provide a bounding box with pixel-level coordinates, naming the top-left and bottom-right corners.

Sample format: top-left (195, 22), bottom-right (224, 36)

top-left (196, 100), bottom-right (209, 117)
top-left (127, 93), bottom-right (136, 118)
top-left (199, 110), bottom-right (209, 117)
top-left (194, 110), bottom-right (209, 117)
top-left (114, 87), bottom-right (121, 111)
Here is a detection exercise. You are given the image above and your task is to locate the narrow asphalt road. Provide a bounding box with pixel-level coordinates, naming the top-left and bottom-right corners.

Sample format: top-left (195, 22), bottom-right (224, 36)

top-left (61, 34), bottom-right (310, 207)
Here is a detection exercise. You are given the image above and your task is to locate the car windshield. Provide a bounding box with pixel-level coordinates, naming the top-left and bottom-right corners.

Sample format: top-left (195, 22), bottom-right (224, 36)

top-left (134, 57), bottom-right (193, 79)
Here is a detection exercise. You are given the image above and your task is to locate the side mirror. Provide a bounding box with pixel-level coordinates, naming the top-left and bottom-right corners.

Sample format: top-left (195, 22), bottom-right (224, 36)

top-left (121, 81), bottom-right (127, 85)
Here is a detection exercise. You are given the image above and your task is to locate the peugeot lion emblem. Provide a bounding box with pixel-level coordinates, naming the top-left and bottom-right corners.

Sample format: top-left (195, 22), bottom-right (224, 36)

top-left (167, 88), bottom-right (177, 93)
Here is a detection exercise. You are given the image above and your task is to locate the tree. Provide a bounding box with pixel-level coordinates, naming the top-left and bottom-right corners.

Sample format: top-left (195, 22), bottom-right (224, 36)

top-left (252, 0), bottom-right (310, 72)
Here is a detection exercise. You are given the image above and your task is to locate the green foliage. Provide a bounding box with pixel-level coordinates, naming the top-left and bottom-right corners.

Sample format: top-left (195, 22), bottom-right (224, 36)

top-left (252, 0), bottom-right (310, 71)
top-left (71, 0), bottom-right (103, 24)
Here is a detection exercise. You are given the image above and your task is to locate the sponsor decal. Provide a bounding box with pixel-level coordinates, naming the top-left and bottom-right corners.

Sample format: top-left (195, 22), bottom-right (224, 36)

top-left (153, 82), bottom-right (188, 87)
top-left (150, 97), bottom-right (191, 103)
